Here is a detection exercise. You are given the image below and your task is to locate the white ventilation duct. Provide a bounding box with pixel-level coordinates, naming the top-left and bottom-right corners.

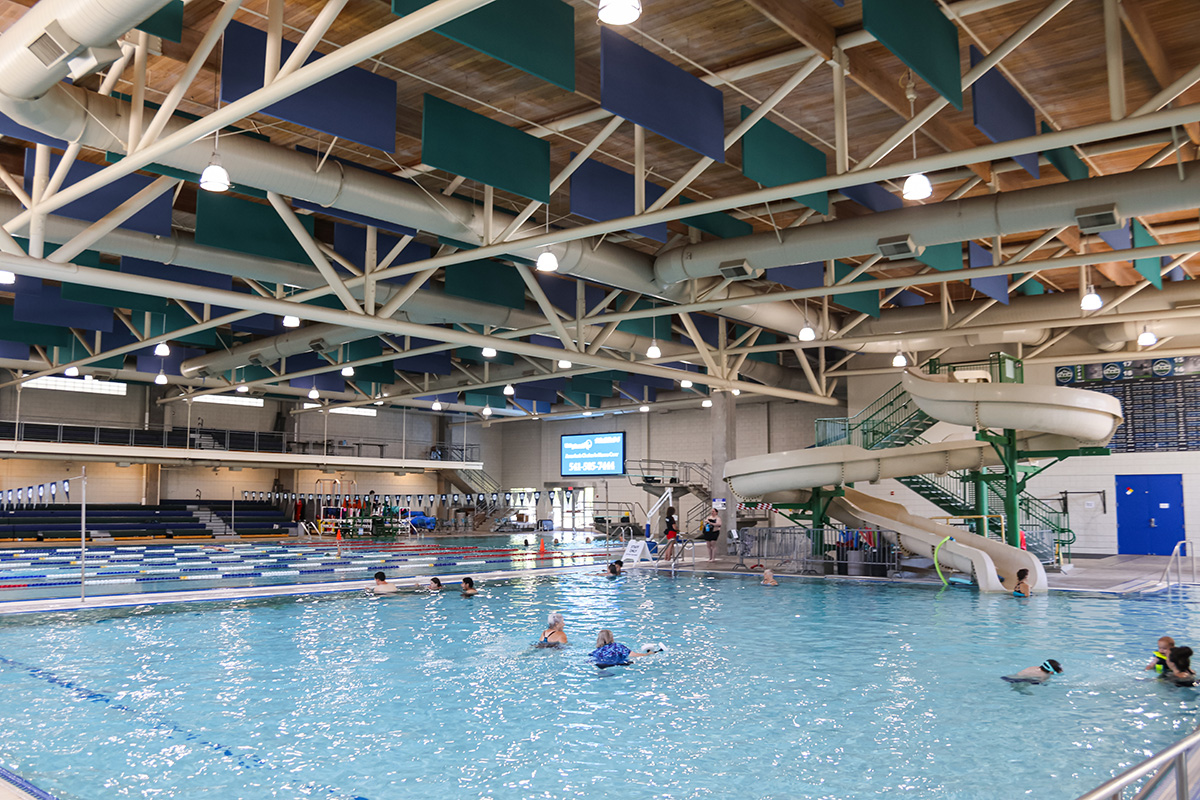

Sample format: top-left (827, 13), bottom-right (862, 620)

top-left (655, 163), bottom-right (1200, 284)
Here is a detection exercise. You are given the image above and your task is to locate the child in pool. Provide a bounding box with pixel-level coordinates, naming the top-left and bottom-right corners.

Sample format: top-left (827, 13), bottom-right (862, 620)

top-left (1146, 636), bottom-right (1175, 673)
top-left (761, 569), bottom-right (778, 586)
top-left (1003, 659), bottom-right (1063, 684)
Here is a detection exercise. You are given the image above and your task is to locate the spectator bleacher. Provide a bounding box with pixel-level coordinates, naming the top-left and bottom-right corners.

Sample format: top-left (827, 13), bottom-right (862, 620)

top-left (0, 504), bottom-right (208, 542)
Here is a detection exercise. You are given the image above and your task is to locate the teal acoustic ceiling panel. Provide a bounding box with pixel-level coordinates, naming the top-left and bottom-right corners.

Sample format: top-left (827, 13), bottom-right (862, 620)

top-left (443, 260), bottom-right (526, 310)
top-left (1041, 122), bottom-right (1089, 181)
top-left (833, 261), bottom-right (879, 318)
top-left (740, 107), bottom-right (828, 215)
top-left (422, 94), bottom-right (551, 202)
top-left (136, 0), bottom-right (183, 43)
top-left (862, 0), bottom-right (963, 111)
top-left (195, 191), bottom-right (314, 264)
top-left (392, 0), bottom-right (574, 91)
top-left (1132, 219), bottom-right (1163, 289)
top-left (917, 242), bottom-right (963, 272)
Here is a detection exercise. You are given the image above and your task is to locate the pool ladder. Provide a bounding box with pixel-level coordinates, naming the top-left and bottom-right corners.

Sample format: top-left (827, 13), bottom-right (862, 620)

top-left (1075, 723), bottom-right (1200, 799)
top-left (659, 540), bottom-right (697, 576)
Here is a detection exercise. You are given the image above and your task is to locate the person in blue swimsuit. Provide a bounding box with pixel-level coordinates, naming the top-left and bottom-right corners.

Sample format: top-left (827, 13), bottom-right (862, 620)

top-left (1002, 659), bottom-right (1062, 684)
top-left (589, 629), bottom-right (657, 668)
top-left (535, 612), bottom-right (568, 648)
top-left (1012, 569), bottom-right (1031, 597)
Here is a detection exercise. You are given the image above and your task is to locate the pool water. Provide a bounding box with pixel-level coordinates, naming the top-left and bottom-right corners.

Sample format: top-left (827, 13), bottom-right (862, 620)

top-left (0, 572), bottom-right (1195, 799)
top-left (0, 534), bottom-right (613, 602)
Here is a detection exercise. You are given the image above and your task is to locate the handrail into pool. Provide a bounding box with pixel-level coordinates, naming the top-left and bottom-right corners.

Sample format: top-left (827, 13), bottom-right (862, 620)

top-left (1160, 541), bottom-right (1197, 587)
top-left (1074, 723), bottom-right (1200, 800)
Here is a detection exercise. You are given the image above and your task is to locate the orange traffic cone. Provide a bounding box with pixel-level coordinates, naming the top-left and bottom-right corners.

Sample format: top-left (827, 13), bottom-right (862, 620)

top-left (539, 539), bottom-right (545, 556)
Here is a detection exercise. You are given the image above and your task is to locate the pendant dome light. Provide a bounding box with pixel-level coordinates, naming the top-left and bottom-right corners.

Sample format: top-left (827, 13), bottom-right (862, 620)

top-left (503, 383), bottom-right (515, 396)
top-left (1080, 286), bottom-right (1103, 311)
top-left (481, 405), bottom-right (493, 417)
top-left (798, 300), bottom-right (816, 341)
top-left (598, 0), bottom-right (641, 25)
top-left (680, 378), bottom-right (693, 389)
top-left (646, 340), bottom-right (662, 359)
top-left (308, 387), bottom-right (319, 400)
top-left (431, 400), bottom-right (443, 412)
top-left (481, 346), bottom-right (497, 359)
top-left (154, 370), bottom-right (168, 385)
top-left (1138, 327), bottom-right (1158, 346)
top-left (64, 365), bottom-right (79, 377)
top-left (558, 359), bottom-right (572, 369)
top-left (701, 398), bottom-right (713, 408)
top-left (901, 73), bottom-right (932, 201)
top-left (236, 384), bottom-right (249, 393)
top-left (281, 315), bottom-right (301, 328)
top-left (341, 365), bottom-right (355, 377)
top-left (154, 342), bottom-right (170, 357)
top-left (892, 351), bottom-right (908, 368)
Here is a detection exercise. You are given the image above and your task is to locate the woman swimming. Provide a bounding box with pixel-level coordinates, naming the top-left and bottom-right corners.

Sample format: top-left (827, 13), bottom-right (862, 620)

top-left (589, 629), bottom-right (655, 668)
top-left (1165, 647), bottom-right (1196, 687)
top-left (1012, 568), bottom-right (1031, 597)
top-left (536, 612), bottom-right (568, 648)
top-left (1002, 659), bottom-right (1063, 684)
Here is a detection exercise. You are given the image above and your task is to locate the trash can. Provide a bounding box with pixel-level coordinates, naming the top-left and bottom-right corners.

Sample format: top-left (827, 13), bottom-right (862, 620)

top-left (835, 543), bottom-right (850, 575)
top-left (847, 549), bottom-right (865, 576)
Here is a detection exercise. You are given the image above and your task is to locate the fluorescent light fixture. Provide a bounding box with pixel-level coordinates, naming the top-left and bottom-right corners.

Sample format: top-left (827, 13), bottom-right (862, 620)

top-left (902, 173), bottom-right (932, 201)
top-left (702, 398), bottom-right (713, 408)
top-left (199, 155), bottom-right (230, 193)
top-left (503, 384), bottom-right (515, 396)
top-left (481, 346), bottom-right (498, 358)
top-left (341, 365), bottom-right (355, 377)
top-left (0, 271), bottom-right (14, 285)
top-left (1138, 327), bottom-right (1158, 346)
top-left (646, 340), bottom-right (661, 359)
top-left (798, 325), bottom-right (816, 342)
top-left (639, 404), bottom-right (649, 413)
top-left (282, 315), bottom-right (301, 328)
top-left (63, 366), bottom-right (79, 377)
top-left (235, 384), bottom-right (250, 393)
top-left (303, 403), bottom-right (376, 417)
top-left (558, 359), bottom-right (572, 369)
top-left (1080, 286), bottom-right (1103, 311)
top-left (431, 400), bottom-right (443, 411)
top-left (195, 393), bottom-right (263, 407)
top-left (680, 378), bottom-right (693, 389)
top-left (892, 351), bottom-right (908, 368)
top-left (154, 370), bottom-right (168, 385)
top-left (25, 375), bottom-right (127, 395)
top-left (598, 0), bottom-right (641, 25)
top-left (307, 387), bottom-right (319, 400)
top-left (536, 250), bottom-right (559, 272)
top-left (481, 405), bottom-right (493, 417)
top-left (153, 342), bottom-right (170, 357)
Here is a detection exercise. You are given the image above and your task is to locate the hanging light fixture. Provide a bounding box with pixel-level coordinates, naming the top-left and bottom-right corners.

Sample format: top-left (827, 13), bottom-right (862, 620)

top-left (236, 384), bottom-right (249, 393)
top-left (798, 323), bottom-right (816, 342)
top-left (481, 405), bottom-right (493, 417)
top-left (503, 384), bottom-right (515, 396)
top-left (536, 250), bottom-right (559, 273)
top-left (702, 398), bottom-right (713, 408)
top-left (646, 339), bottom-right (662, 359)
top-left (0, 271), bottom-right (14, 284)
top-left (583, 411), bottom-right (592, 417)
top-left (892, 351), bottom-right (908, 368)
top-left (154, 342), bottom-right (170, 357)
top-left (901, 73), bottom-right (933, 201)
top-left (680, 378), bottom-right (693, 389)
top-left (558, 359), bottom-right (572, 369)
top-left (1080, 286), bottom-right (1103, 311)
top-left (374, 396), bottom-right (384, 406)
top-left (731, 388), bottom-right (741, 396)
top-left (282, 315), bottom-right (301, 328)
top-left (200, 153), bottom-right (230, 193)
top-left (639, 404), bottom-right (650, 413)
top-left (481, 346), bottom-right (497, 358)
top-left (341, 365), bottom-right (355, 377)
top-left (64, 366), bottom-right (79, 377)
top-left (83, 374), bottom-right (93, 381)
top-left (308, 387), bottom-right (319, 400)
top-left (154, 370), bottom-right (168, 385)
top-left (1138, 327), bottom-right (1158, 346)
top-left (431, 400), bottom-right (443, 412)
top-left (598, 0), bottom-right (641, 25)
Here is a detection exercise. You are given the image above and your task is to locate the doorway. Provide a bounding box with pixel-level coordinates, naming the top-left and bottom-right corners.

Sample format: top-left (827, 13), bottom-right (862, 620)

top-left (1115, 474), bottom-right (1185, 556)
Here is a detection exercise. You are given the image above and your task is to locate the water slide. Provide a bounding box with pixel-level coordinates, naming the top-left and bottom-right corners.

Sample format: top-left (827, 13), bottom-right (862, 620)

top-left (724, 370), bottom-right (1124, 593)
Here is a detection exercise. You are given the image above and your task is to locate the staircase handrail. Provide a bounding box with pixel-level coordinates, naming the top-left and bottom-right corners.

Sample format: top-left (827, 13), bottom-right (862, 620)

top-left (626, 458), bottom-right (711, 488)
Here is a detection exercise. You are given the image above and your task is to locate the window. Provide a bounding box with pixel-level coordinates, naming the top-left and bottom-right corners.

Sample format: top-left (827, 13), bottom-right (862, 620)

top-left (302, 403), bottom-right (376, 417)
top-left (23, 376), bottom-right (127, 396)
top-left (193, 394), bottom-right (265, 407)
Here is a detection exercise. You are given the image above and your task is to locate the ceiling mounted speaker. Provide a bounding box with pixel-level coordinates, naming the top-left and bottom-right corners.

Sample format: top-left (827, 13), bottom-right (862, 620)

top-left (1075, 204), bottom-right (1123, 234)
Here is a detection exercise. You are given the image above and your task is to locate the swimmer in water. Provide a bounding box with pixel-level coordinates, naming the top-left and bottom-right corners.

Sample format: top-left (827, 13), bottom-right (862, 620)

top-left (589, 629), bottom-right (655, 668)
top-left (371, 571), bottom-right (399, 594)
top-left (1012, 568), bottom-right (1031, 597)
top-left (536, 612), bottom-right (568, 647)
top-left (460, 577), bottom-right (478, 596)
top-left (1002, 659), bottom-right (1062, 684)
top-left (1165, 647), bottom-right (1196, 687)
top-left (425, 577), bottom-right (443, 591)
top-left (761, 569), bottom-right (778, 586)
top-left (1147, 636), bottom-right (1176, 673)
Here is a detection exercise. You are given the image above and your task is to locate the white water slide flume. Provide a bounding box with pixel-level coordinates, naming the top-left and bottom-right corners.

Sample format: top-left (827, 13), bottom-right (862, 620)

top-left (724, 370), bottom-right (1124, 593)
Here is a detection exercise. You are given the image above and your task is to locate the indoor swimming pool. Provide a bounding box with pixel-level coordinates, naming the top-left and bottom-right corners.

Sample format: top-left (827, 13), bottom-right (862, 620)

top-left (0, 571), bottom-right (1195, 799)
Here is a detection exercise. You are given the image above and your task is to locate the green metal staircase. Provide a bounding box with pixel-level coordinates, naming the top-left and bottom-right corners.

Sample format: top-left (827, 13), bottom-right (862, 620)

top-left (815, 357), bottom-right (1074, 564)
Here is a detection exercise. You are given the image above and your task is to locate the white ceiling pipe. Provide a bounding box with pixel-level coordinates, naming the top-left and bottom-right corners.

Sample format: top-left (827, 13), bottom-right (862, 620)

top-left (846, 328), bottom-right (1050, 354)
top-left (655, 162), bottom-right (1200, 284)
top-left (1085, 318), bottom-right (1200, 352)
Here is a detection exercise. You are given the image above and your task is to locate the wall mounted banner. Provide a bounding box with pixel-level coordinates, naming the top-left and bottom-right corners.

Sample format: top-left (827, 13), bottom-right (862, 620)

top-left (535, 491), bottom-right (541, 503)
top-left (1055, 356), bottom-right (1200, 384)
top-left (453, 494), bottom-right (460, 504)
top-left (440, 494), bottom-right (448, 504)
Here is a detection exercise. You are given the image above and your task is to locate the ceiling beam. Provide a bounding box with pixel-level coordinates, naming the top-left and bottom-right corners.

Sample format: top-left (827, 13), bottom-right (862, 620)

top-left (743, 0), bottom-right (992, 181)
top-left (1120, 0), bottom-right (1200, 143)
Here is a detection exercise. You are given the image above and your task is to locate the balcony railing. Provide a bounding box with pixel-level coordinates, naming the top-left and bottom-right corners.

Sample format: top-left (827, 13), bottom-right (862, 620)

top-left (0, 421), bottom-right (480, 462)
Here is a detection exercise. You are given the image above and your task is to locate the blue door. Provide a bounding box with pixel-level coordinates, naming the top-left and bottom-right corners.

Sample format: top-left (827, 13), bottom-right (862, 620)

top-left (1116, 474), bottom-right (1185, 555)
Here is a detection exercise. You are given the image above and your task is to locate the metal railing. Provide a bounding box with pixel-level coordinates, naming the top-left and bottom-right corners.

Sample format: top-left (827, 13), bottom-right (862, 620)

top-left (732, 526), bottom-right (900, 577)
top-left (1160, 541), bottom-right (1199, 587)
top-left (926, 351), bottom-right (1024, 384)
top-left (815, 382), bottom-right (933, 449)
top-left (1074, 724), bottom-right (1200, 800)
top-left (625, 458), bottom-right (711, 489)
top-left (0, 420), bottom-right (479, 462)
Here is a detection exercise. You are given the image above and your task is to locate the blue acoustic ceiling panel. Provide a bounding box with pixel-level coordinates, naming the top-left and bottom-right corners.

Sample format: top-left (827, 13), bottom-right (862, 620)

top-left (513, 378), bottom-right (563, 404)
top-left (767, 262), bottom-right (824, 290)
top-left (968, 241), bottom-right (1008, 304)
top-left (0, 112), bottom-right (64, 148)
top-left (570, 157), bottom-right (667, 242)
top-left (1166, 259), bottom-right (1187, 282)
top-left (333, 223), bottom-right (433, 285)
top-left (599, 28), bottom-right (725, 162)
top-left (1099, 220), bottom-right (1132, 252)
top-left (534, 273), bottom-right (607, 316)
top-left (23, 151), bottom-right (171, 236)
top-left (286, 352), bottom-right (345, 392)
top-left (0, 340), bottom-right (29, 360)
top-left (842, 183), bottom-right (903, 213)
top-left (619, 380), bottom-right (656, 402)
top-left (221, 21), bottom-right (398, 152)
top-left (891, 290), bottom-right (926, 307)
top-left (969, 46), bottom-right (1038, 179)
top-left (14, 277), bottom-right (113, 332)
